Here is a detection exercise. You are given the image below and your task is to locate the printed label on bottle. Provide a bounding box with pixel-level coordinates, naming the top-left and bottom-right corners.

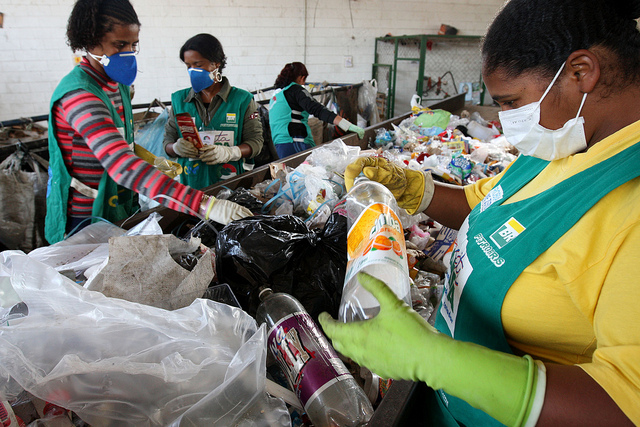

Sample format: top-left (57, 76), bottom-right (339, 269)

top-left (267, 311), bottom-right (350, 409)
top-left (344, 202), bottom-right (407, 285)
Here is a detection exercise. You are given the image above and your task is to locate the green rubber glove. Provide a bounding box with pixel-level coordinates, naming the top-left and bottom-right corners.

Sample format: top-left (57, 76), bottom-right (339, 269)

top-left (344, 156), bottom-right (434, 215)
top-left (319, 272), bottom-right (546, 427)
top-left (337, 118), bottom-right (365, 139)
top-left (348, 124), bottom-right (365, 139)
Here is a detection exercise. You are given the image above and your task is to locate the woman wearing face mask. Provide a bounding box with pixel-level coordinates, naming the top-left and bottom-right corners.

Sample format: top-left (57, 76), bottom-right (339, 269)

top-left (163, 34), bottom-right (263, 189)
top-left (46, 0), bottom-right (252, 244)
top-left (319, 0), bottom-right (640, 426)
top-left (269, 62), bottom-right (365, 158)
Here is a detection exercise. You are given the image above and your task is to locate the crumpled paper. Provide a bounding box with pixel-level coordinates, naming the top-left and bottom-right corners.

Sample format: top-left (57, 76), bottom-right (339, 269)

top-left (86, 234), bottom-right (213, 310)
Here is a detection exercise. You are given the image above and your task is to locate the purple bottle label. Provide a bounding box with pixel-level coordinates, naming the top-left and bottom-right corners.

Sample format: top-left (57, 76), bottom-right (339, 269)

top-left (268, 311), bottom-right (350, 408)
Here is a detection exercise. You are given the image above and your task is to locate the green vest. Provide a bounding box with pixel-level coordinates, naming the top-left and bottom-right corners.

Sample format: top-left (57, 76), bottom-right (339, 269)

top-left (269, 83), bottom-right (315, 147)
top-left (45, 66), bottom-right (137, 244)
top-left (431, 145), bottom-right (640, 426)
top-left (171, 87), bottom-right (252, 190)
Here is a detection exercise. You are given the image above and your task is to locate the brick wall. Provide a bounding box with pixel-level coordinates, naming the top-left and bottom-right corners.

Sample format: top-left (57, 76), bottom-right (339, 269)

top-left (0, 0), bottom-right (503, 121)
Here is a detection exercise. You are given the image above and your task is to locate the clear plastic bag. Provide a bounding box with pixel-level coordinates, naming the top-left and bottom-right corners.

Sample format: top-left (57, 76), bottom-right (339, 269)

top-left (357, 79), bottom-right (379, 126)
top-left (27, 214), bottom-right (164, 283)
top-left (304, 138), bottom-right (361, 176)
top-left (0, 251), bottom-right (289, 426)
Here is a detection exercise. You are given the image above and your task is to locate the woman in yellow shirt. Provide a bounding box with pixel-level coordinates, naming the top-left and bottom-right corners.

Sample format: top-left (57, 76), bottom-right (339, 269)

top-left (320, 0), bottom-right (640, 425)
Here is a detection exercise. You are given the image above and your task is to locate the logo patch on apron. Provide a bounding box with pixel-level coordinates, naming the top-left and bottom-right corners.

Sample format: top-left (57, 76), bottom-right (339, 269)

top-left (490, 217), bottom-right (525, 249)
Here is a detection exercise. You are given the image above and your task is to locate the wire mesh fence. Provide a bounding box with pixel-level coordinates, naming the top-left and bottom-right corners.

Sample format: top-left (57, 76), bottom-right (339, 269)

top-left (373, 35), bottom-right (484, 118)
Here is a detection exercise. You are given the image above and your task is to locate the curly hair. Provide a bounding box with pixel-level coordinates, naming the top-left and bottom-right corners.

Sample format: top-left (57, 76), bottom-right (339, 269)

top-left (482, 0), bottom-right (640, 88)
top-left (179, 34), bottom-right (227, 73)
top-left (66, 0), bottom-right (140, 52)
top-left (274, 62), bottom-right (309, 89)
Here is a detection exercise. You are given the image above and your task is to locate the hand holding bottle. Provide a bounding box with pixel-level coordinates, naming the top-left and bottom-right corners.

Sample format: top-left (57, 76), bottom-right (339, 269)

top-left (199, 194), bottom-right (253, 224)
top-left (200, 145), bottom-right (242, 165)
top-left (319, 272), bottom-right (546, 427)
top-left (172, 137), bottom-right (199, 158)
top-left (344, 156), bottom-right (435, 214)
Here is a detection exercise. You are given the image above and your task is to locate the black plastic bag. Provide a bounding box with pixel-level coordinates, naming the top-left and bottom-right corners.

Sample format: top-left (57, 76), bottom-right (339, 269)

top-left (224, 187), bottom-right (264, 213)
top-left (215, 212), bottom-right (347, 321)
top-left (179, 188), bottom-right (263, 248)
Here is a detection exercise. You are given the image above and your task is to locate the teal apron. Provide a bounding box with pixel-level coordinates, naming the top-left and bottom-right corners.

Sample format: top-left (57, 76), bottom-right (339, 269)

top-left (45, 66), bottom-right (137, 244)
top-left (431, 143), bottom-right (640, 426)
top-left (171, 87), bottom-right (252, 190)
top-left (269, 82), bottom-right (315, 148)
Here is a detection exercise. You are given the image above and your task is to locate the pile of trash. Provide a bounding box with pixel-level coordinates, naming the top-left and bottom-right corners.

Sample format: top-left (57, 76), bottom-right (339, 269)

top-left (372, 106), bottom-right (517, 185)
top-left (0, 105), bottom-right (518, 426)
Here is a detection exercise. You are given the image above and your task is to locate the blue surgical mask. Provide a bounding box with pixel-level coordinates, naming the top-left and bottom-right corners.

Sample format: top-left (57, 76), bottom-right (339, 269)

top-left (188, 67), bottom-right (221, 93)
top-left (88, 51), bottom-right (138, 86)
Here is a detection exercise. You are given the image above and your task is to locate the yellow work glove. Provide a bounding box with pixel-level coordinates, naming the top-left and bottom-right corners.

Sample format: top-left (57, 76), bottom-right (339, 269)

top-left (319, 273), bottom-right (547, 427)
top-left (344, 156), bottom-right (435, 214)
top-left (199, 194), bottom-right (253, 224)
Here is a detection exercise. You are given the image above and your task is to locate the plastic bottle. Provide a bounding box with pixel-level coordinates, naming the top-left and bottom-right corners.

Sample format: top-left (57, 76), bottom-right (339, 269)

top-left (339, 178), bottom-right (412, 322)
top-left (256, 288), bottom-right (374, 427)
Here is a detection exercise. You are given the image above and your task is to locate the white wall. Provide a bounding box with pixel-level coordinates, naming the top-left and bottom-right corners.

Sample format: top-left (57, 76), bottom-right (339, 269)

top-left (0, 0), bottom-right (504, 122)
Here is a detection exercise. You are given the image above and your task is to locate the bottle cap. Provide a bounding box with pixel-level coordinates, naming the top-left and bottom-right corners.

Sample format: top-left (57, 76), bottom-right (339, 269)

top-left (258, 286), bottom-right (273, 300)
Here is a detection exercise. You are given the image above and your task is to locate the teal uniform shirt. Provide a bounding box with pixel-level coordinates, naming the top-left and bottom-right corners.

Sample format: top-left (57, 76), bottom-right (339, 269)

top-left (171, 87), bottom-right (253, 190)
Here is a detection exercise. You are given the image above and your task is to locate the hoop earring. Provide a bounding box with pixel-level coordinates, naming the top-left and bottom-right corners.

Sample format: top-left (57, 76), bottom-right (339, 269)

top-left (213, 69), bottom-right (222, 83)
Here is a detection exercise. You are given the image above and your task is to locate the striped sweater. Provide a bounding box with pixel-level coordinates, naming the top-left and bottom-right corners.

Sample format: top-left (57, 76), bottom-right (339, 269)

top-left (52, 58), bottom-right (203, 217)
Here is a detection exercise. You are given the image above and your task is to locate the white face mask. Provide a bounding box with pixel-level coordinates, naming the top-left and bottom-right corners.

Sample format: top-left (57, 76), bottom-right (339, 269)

top-left (498, 63), bottom-right (588, 161)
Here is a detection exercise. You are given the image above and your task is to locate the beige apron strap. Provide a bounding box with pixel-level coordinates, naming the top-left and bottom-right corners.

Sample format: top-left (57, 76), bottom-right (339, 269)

top-left (70, 177), bottom-right (99, 199)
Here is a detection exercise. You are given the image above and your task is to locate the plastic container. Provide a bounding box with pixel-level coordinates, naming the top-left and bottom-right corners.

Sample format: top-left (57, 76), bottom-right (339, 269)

top-left (339, 179), bottom-right (412, 322)
top-left (467, 120), bottom-right (496, 141)
top-left (256, 288), bottom-right (374, 427)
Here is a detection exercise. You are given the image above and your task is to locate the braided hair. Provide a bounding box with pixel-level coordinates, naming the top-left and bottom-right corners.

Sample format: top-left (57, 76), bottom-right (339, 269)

top-left (274, 62), bottom-right (309, 89)
top-left (482, 0), bottom-right (640, 89)
top-left (66, 0), bottom-right (140, 52)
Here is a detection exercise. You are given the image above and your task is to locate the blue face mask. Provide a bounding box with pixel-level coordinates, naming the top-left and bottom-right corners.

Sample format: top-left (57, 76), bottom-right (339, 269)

top-left (188, 67), bottom-right (221, 93)
top-left (88, 51), bottom-right (138, 86)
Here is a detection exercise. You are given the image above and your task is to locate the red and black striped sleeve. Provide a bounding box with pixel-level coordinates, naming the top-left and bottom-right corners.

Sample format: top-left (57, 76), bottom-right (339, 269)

top-left (55, 89), bottom-right (203, 215)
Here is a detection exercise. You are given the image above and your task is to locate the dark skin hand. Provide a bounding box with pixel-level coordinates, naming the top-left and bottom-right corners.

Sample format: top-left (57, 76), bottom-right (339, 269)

top-left (425, 182), bottom-right (470, 230)
top-left (476, 48), bottom-right (639, 426)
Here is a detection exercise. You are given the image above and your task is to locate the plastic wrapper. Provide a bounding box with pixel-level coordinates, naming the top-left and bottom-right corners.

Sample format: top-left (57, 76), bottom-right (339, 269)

top-left (413, 109), bottom-right (451, 129)
top-left (0, 251), bottom-right (289, 426)
top-left (373, 128), bottom-right (394, 149)
top-left (215, 213), bottom-right (347, 321)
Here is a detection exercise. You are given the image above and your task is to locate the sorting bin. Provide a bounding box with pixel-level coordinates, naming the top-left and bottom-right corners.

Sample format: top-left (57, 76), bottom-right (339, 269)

top-left (117, 93), bottom-right (466, 424)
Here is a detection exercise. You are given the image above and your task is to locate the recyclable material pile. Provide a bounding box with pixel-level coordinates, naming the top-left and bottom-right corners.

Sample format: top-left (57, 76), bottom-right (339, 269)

top-left (0, 104), bottom-right (517, 426)
top-left (372, 106), bottom-right (516, 186)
